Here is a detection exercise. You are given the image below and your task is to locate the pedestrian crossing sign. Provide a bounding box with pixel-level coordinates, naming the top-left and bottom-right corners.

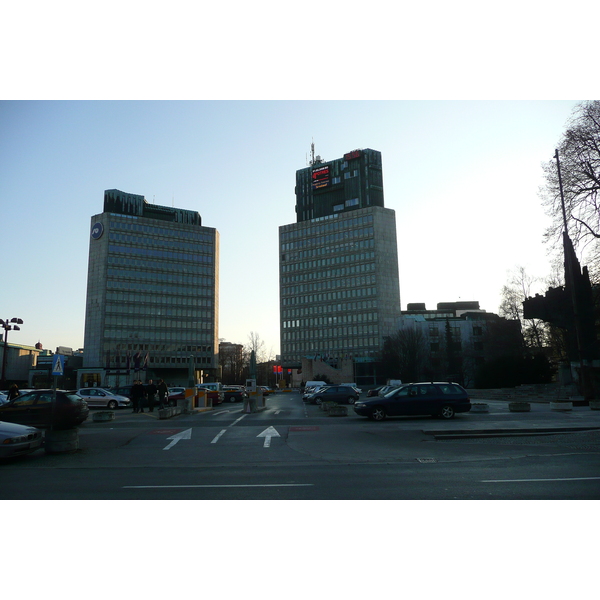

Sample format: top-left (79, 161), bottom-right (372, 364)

top-left (52, 354), bottom-right (65, 376)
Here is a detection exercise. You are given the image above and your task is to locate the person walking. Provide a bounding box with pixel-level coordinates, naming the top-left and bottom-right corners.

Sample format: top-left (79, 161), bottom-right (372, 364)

top-left (146, 379), bottom-right (158, 412)
top-left (130, 379), bottom-right (145, 413)
top-left (7, 383), bottom-right (20, 400)
top-left (157, 378), bottom-right (168, 410)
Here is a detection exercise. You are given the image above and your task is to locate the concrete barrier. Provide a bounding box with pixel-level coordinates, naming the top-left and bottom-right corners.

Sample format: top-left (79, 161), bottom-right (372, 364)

top-left (158, 407), bottom-right (182, 420)
top-left (93, 411), bottom-right (115, 422)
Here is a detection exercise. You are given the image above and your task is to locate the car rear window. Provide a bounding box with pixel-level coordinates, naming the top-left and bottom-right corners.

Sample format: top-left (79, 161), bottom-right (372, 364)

top-left (438, 384), bottom-right (464, 395)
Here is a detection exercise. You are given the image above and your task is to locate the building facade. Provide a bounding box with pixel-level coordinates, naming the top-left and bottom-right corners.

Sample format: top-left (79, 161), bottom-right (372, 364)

top-left (279, 148), bottom-right (401, 385)
top-left (82, 189), bottom-right (219, 387)
top-left (399, 301), bottom-right (523, 386)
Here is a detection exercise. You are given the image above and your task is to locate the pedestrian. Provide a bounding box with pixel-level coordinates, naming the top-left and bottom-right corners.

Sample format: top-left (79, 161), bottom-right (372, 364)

top-left (7, 384), bottom-right (19, 400)
top-left (130, 379), bottom-right (145, 413)
top-left (146, 379), bottom-right (158, 412)
top-left (157, 378), bottom-right (168, 410)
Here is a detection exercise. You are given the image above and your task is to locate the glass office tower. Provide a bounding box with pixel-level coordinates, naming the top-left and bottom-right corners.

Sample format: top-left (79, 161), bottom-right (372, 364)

top-left (279, 149), bottom-right (401, 384)
top-left (83, 189), bottom-right (219, 386)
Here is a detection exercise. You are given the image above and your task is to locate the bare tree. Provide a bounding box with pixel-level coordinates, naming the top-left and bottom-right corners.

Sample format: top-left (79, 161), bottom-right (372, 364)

top-left (246, 331), bottom-right (266, 364)
top-left (381, 325), bottom-right (429, 382)
top-left (540, 100), bottom-right (600, 273)
top-left (499, 266), bottom-right (546, 349)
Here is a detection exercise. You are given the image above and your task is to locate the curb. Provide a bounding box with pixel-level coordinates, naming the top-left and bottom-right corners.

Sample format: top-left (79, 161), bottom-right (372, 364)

top-left (424, 426), bottom-right (600, 440)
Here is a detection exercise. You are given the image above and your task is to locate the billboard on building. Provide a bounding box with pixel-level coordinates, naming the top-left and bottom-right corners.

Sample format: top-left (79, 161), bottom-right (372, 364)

top-left (312, 166), bottom-right (330, 190)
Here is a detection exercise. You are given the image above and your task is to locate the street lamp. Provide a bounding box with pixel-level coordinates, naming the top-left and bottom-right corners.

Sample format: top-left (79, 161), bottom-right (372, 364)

top-left (1, 317), bottom-right (23, 387)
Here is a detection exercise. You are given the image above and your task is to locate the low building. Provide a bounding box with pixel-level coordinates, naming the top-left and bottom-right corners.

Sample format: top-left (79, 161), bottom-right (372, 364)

top-left (0, 340), bottom-right (41, 387)
top-left (397, 301), bottom-right (523, 386)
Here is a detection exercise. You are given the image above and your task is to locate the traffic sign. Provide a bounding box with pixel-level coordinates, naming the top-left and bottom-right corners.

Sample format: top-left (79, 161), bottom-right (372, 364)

top-left (52, 354), bottom-right (65, 376)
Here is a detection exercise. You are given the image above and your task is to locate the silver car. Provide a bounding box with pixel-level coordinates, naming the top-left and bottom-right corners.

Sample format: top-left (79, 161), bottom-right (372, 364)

top-left (0, 421), bottom-right (43, 458)
top-left (76, 388), bottom-right (131, 409)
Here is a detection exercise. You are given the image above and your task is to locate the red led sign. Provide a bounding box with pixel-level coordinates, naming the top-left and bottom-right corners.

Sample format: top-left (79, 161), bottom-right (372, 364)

top-left (344, 150), bottom-right (361, 161)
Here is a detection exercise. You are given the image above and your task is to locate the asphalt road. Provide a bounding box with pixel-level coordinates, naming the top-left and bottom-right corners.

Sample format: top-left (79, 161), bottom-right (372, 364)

top-left (2, 392), bottom-right (600, 499)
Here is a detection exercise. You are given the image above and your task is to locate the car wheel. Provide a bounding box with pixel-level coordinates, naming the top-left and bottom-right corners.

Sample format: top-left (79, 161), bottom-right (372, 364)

top-left (440, 405), bottom-right (455, 419)
top-left (107, 400), bottom-right (118, 410)
top-left (229, 397), bottom-right (236, 403)
top-left (347, 396), bottom-right (356, 405)
top-left (371, 406), bottom-right (386, 421)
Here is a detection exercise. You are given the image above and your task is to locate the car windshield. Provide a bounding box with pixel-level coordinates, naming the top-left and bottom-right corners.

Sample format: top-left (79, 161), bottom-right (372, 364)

top-left (383, 386), bottom-right (403, 397)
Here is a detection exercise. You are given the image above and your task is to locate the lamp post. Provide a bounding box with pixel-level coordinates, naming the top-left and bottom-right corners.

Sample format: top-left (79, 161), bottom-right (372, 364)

top-left (1, 317), bottom-right (23, 387)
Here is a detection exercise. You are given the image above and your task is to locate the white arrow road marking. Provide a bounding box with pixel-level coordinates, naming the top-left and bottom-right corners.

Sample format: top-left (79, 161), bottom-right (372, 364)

top-left (274, 410), bottom-right (281, 415)
top-left (163, 428), bottom-right (192, 450)
top-left (257, 426), bottom-right (280, 448)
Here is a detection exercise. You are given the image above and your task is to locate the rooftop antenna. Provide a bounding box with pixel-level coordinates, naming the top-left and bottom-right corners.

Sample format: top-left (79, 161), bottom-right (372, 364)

top-left (311, 140), bottom-right (315, 166)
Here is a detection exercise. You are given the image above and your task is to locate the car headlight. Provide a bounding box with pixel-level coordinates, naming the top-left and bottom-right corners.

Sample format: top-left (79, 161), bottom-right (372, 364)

top-left (354, 403), bottom-right (365, 408)
top-left (3, 436), bottom-right (26, 444)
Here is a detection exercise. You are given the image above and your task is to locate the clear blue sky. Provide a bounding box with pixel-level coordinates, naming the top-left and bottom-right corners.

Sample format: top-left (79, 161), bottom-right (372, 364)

top-left (0, 100), bottom-right (581, 356)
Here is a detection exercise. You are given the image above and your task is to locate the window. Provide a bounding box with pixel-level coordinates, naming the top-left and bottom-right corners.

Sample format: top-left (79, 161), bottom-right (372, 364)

top-left (333, 204), bottom-right (344, 212)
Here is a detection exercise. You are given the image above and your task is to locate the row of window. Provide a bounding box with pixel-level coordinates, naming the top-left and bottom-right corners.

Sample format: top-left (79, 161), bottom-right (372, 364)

top-left (105, 305), bottom-right (213, 320)
top-left (103, 328), bottom-right (213, 342)
top-left (110, 218), bottom-right (214, 244)
top-left (282, 239), bottom-right (374, 263)
top-left (283, 312), bottom-right (378, 329)
top-left (281, 275), bottom-right (376, 298)
top-left (281, 227), bottom-right (374, 253)
top-left (282, 288), bottom-right (378, 306)
top-left (107, 267), bottom-right (213, 288)
top-left (106, 291), bottom-right (213, 307)
top-left (281, 299), bottom-right (378, 319)
top-left (280, 214), bottom-right (374, 243)
top-left (282, 324), bottom-right (379, 341)
top-left (333, 198), bottom-right (360, 212)
top-left (106, 279), bottom-right (215, 298)
top-left (281, 262), bottom-right (375, 285)
top-left (108, 255), bottom-right (213, 277)
top-left (103, 343), bottom-right (213, 353)
top-left (109, 231), bottom-right (214, 256)
top-left (281, 252), bottom-right (375, 273)
top-left (109, 243), bottom-right (213, 264)
top-left (282, 336), bottom-right (380, 356)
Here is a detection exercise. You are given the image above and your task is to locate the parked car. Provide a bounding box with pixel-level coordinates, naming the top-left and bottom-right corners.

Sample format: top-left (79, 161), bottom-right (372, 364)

top-left (222, 386), bottom-right (247, 402)
top-left (197, 386), bottom-right (224, 405)
top-left (77, 387), bottom-right (131, 409)
top-left (0, 390), bottom-right (89, 429)
top-left (353, 382), bottom-right (471, 421)
top-left (111, 385), bottom-right (134, 399)
top-left (367, 386), bottom-right (386, 397)
top-left (168, 387), bottom-right (186, 405)
top-left (259, 386), bottom-right (275, 395)
top-left (306, 385), bottom-right (360, 405)
top-left (302, 385), bottom-right (326, 401)
top-left (0, 421), bottom-right (44, 458)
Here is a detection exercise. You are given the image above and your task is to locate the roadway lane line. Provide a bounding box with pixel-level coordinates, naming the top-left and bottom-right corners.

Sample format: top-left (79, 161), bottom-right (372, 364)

top-left (482, 476), bottom-right (600, 483)
top-left (211, 429), bottom-right (227, 444)
top-left (210, 413), bottom-right (247, 444)
top-left (123, 484), bottom-right (314, 489)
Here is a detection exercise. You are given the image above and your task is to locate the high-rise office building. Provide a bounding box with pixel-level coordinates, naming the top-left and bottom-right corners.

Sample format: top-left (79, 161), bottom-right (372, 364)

top-left (279, 148), bottom-right (401, 385)
top-left (82, 189), bottom-right (219, 387)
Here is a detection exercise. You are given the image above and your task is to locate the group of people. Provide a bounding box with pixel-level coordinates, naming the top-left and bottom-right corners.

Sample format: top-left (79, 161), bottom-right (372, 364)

top-left (129, 378), bottom-right (169, 413)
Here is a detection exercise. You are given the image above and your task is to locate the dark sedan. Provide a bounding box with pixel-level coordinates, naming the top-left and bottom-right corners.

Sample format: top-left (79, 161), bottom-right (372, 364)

top-left (306, 385), bottom-right (359, 405)
top-left (353, 382), bottom-right (471, 420)
top-left (0, 390), bottom-right (90, 429)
